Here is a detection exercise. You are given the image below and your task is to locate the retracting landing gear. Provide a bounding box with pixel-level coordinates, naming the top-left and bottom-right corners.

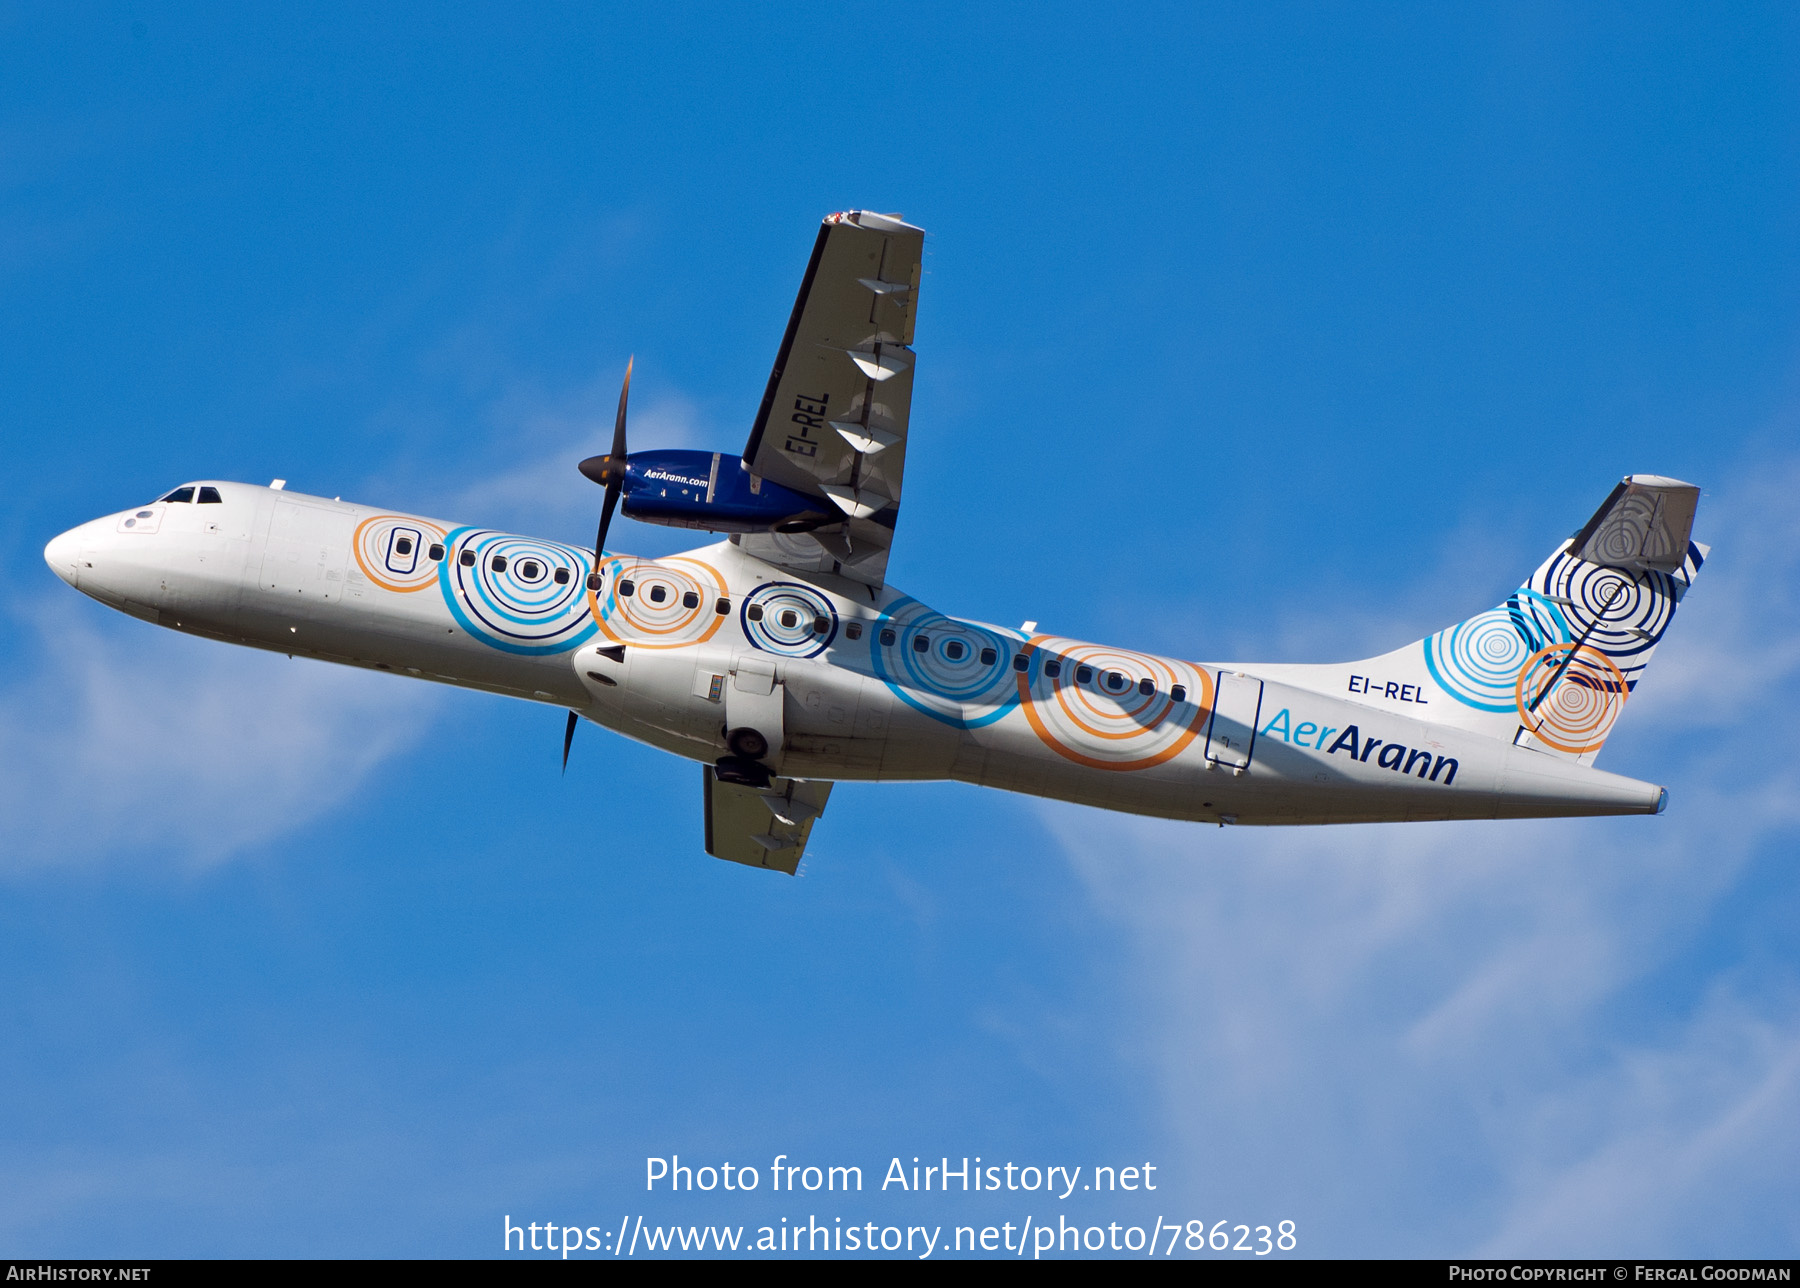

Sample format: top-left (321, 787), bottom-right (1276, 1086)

top-left (713, 755), bottom-right (771, 789)
top-left (726, 727), bottom-right (769, 760)
top-left (722, 655), bottom-right (784, 780)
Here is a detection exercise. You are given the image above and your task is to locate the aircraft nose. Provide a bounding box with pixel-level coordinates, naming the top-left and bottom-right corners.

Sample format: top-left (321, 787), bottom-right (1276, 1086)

top-left (44, 527), bottom-right (84, 588)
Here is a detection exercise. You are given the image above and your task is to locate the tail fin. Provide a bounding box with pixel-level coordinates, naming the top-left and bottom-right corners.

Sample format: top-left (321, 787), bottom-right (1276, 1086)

top-left (1281, 476), bottom-right (1706, 766)
top-left (1422, 476), bottom-right (1705, 764)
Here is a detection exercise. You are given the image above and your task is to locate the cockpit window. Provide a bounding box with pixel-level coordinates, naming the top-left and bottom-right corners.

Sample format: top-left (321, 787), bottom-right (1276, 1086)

top-left (198, 486), bottom-right (223, 504)
top-left (159, 487), bottom-right (196, 504)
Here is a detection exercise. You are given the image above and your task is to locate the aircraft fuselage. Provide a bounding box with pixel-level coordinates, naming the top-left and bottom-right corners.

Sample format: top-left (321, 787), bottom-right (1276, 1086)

top-left (44, 482), bottom-right (1666, 828)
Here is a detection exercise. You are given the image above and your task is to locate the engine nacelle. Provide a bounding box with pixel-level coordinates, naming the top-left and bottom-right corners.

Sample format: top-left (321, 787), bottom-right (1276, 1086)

top-left (618, 449), bottom-right (836, 534)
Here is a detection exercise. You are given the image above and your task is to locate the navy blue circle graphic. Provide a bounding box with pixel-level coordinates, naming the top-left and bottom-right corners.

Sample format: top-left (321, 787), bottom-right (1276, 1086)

top-left (741, 581), bottom-right (838, 658)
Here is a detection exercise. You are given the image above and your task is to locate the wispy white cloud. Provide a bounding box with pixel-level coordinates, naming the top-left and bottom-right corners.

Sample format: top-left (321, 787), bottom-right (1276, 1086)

top-left (355, 350), bottom-right (719, 550)
top-left (1043, 447), bottom-right (1800, 1255)
top-left (0, 597), bottom-right (439, 874)
top-left (1480, 991), bottom-right (1800, 1255)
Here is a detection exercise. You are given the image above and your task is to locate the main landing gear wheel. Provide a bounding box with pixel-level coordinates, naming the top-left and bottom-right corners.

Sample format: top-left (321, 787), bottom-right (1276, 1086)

top-left (726, 727), bottom-right (769, 760)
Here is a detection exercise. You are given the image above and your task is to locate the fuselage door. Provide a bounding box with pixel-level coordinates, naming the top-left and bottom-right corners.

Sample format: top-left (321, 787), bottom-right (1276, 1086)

top-left (1206, 671), bottom-right (1264, 770)
top-left (259, 500), bottom-right (350, 602)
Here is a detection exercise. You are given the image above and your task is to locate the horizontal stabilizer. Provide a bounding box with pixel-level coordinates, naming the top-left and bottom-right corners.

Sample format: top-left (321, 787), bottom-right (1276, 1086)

top-left (1570, 475), bottom-right (1700, 574)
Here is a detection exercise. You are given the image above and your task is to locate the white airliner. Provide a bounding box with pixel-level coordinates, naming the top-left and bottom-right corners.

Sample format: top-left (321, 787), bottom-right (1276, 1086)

top-left (45, 211), bottom-right (1706, 873)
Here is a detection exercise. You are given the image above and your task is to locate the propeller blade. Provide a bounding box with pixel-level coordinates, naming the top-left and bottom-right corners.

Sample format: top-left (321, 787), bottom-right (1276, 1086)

top-left (611, 354), bottom-right (632, 458)
top-left (587, 492), bottom-right (621, 592)
top-left (584, 356), bottom-right (633, 591)
top-left (562, 709), bottom-right (578, 773)
top-left (593, 482), bottom-right (621, 567)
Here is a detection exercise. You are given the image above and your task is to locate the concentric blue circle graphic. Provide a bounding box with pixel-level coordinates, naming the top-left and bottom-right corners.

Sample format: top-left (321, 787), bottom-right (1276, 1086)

top-left (741, 581), bottom-right (838, 658)
top-left (1424, 594), bottom-right (1570, 713)
top-left (438, 527), bottom-right (596, 655)
top-left (869, 596), bottom-right (1020, 728)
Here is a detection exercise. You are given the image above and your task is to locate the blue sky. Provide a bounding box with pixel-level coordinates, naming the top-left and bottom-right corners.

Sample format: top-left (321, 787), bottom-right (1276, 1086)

top-left (3, 2), bottom-right (1797, 1258)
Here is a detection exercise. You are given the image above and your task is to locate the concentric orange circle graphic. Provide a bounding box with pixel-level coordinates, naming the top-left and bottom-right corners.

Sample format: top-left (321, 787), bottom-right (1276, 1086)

top-left (589, 555), bottom-right (727, 649)
top-left (1016, 637), bottom-right (1213, 771)
top-left (352, 515), bottom-right (448, 592)
top-left (1514, 643), bottom-right (1628, 754)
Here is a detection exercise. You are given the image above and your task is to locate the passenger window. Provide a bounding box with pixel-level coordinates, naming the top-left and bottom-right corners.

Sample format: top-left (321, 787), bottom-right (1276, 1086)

top-left (159, 487), bottom-right (196, 504)
top-left (912, 634), bottom-right (931, 653)
top-left (945, 640), bottom-right (965, 661)
top-left (1077, 665), bottom-right (1094, 684)
top-left (520, 560), bottom-right (542, 580)
top-left (845, 621), bottom-right (863, 640)
top-left (747, 603), bottom-right (763, 621)
top-left (649, 585), bottom-right (667, 603)
top-left (428, 544), bottom-right (445, 561)
top-left (1171, 684), bottom-right (1187, 703)
top-left (779, 609), bottom-right (798, 628)
top-left (812, 616), bottom-right (829, 635)
top-left (459, 549), bottom-right (476, 567)
top-left (979, 647), bottom-right (997, 666)
top-left (395, 537), bottom-right (414, 556)
top-left (619, 579), bottom-right (635, 597)
top-left (553, 567), bottom-right (569, 584)
top-left (1045, 659), bottom-right (1062, 678)
top-left (1012, 654), bottom-right (1029, 672)
top-left (682, 591), bottom-right (699, 609)
top-left (879, 628), bottom-right (896, 646)
top-left (715, 597), bottom-right (730, 615)
top-left (1138, 677), bottom-right (1155, 696)
top-left (491, 555), bottom-right (508, 573)
top-left (197, 486), bottom-right (223, 504)
top-left (1105, 671), bottom-right (1125, 691)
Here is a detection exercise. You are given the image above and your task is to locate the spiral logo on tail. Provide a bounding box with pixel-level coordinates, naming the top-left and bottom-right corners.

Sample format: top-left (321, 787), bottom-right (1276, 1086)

top-left (1424, 590), bottom-right (1574, 712)
top-left (741, 582), bottom-right (838, 659)
top-left (1530, 552), bottom-right (1674, 679)
top-left (1018, 638), bottom-right (1211, 770)
top-left (870, 597), bottom-right (1019, 728)
top-left (440, 528), bottom-right (596, 655)
top-left (352, 515), bottom-right (447, 592)
top-left (1515, 643), bottom-right (1627, 754)
top-left (592, 556), bottom-right (727, 650)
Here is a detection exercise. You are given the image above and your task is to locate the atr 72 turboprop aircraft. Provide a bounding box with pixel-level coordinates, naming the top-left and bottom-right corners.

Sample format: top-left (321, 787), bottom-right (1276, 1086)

top-left (45, 211), bottom-right (1706, 873)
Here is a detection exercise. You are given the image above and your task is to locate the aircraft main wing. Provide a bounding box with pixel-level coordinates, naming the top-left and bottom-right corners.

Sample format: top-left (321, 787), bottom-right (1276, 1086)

top-left (702, 766), bottom-right (834, 875)
top-left (736, 210), bottom-right (924, 591)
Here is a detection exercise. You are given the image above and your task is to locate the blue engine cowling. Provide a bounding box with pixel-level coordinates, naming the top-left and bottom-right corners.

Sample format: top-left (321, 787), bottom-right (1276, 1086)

top-left (618, 450), bottom-right (837, 534)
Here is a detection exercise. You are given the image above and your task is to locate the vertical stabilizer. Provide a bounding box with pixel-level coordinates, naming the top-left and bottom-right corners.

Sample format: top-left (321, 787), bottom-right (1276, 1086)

top-left (1257, 476), bottom-right (1706, 766)
top-left (1424, 476), bottom-right (1704, 764)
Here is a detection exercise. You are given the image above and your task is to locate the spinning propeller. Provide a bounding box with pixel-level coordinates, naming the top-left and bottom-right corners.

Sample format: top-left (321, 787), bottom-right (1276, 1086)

top-left (563, 356), bottom-right (633, 773)
top-left (579, 355), bottom-right (633, 585)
